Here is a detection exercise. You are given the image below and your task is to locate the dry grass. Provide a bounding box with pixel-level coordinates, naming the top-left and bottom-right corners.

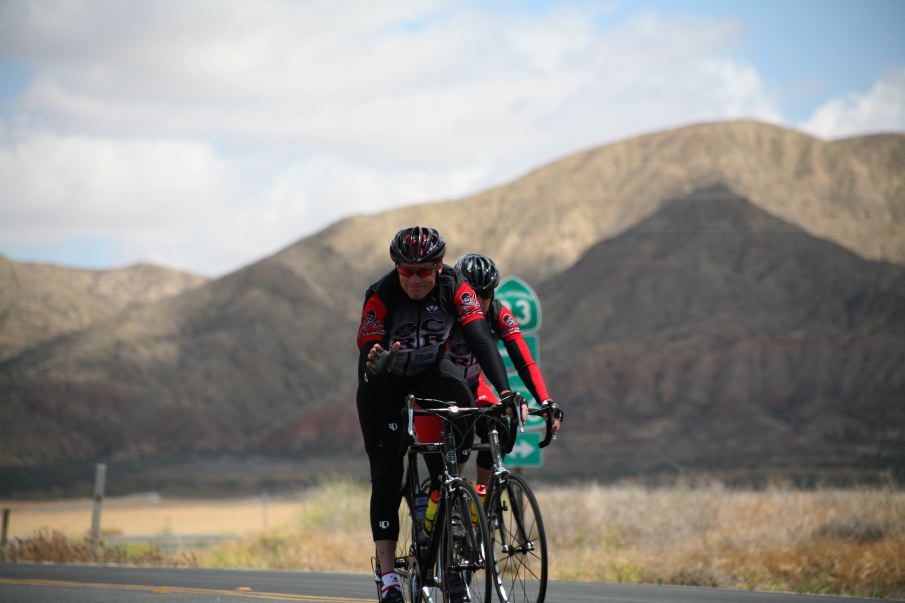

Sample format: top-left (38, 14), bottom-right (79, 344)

top-left (3, 528), bottom-right (169, 565)
top-left (4, 479), bottom-right (904, 598)
top-left (196, 481), bottom-right (373, 571)
top-left (540, 480), bottom-right (905, 599)
top-left (0, 492), bottom-right (302, 538)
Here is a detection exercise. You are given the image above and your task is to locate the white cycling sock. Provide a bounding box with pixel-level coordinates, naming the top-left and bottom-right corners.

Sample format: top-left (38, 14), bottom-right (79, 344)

top-left (381, 571), bottom-right (400, 594)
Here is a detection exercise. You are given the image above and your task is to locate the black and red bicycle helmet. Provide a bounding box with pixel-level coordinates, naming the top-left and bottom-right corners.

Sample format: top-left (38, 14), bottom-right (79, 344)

top-left (389, 226), bottom-right (446, 264)
top-left (455, 253), bottom-right (500, 294)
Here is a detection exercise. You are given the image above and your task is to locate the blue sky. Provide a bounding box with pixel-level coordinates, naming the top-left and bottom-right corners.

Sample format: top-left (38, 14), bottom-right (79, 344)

top-left (637, 1), bottom-right (901, 113)
top-left (1, 0), bottom-right (903, 276)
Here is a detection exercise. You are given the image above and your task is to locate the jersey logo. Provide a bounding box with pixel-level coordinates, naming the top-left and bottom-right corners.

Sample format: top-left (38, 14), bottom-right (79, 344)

top-left (425, 304), bottom-right (440, 313)
top-left (357, 296), bottom-right (388, 346)
top-left (395, 322), bottom-right (417, 337)
top-left (455, 284), bottom-right (483, 323)
top-left (357, 314), bottom-right (384, 341)
top-left (498, 306), bottom-right (521, 338)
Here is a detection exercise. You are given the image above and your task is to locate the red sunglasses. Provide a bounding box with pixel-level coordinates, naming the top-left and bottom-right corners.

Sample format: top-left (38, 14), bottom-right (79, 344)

top-left (396, 263), bottom-right (438, 278)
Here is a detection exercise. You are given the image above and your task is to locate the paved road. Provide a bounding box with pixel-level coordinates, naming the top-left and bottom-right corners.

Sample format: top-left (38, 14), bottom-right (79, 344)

top-left (0, 562), bottom-right (893, 602)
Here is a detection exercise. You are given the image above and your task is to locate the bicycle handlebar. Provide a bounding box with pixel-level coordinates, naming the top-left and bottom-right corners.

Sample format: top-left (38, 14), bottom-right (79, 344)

top-left (405, 393), bottom-right (561, 450)
top-left (405, 394), bottom-right (495, 438)
top-left (497, 394), bottom-right (563, 449)
top-left (530, 406), bottom-right (555, 448)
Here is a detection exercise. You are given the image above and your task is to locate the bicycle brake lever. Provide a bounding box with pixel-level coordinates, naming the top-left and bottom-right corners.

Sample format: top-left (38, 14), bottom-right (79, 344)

top-left (538, 401), bottom-right (555, 448)
top-left (506, 392), bottom-right (525, 433)
top-left (517, 395), bottom-right (527, 433)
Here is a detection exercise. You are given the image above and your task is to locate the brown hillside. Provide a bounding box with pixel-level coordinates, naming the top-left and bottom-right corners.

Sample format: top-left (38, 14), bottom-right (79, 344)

top-left (2, 121), bottom-right (903, 494)
top-left (296, 121), bottom-right (905, 285)
top-left (0, 257), bottom-right (208, 361)
top-left (538, 185), bottom-right (905, 481)
top-left (0, 253), bottom-right (355, 466)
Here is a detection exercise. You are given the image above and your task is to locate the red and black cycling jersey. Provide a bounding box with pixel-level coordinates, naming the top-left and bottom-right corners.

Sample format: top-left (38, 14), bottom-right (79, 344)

top-left (446, 298), bottom-right (550, 403)
top-left (357, 265), bottom-right (510, 393)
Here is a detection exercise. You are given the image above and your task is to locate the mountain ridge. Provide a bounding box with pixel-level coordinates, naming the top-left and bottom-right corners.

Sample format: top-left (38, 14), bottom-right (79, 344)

top-left (2, 120), bottom-right (903, 494)
top-left (0, 256), bottom-right (208, 361)
top-left (537, 185), bottom-right (905, 481)
top-left (291, 120), bottom-right (904, 289)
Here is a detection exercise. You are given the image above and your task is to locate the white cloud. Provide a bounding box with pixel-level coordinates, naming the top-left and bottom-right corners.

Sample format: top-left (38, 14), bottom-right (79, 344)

top-left (0, 129), bottom-right (246, 263)
top-left (0, 1), bottom-right (793, 275)
top-left (799, 68), bottom-right (905, 139)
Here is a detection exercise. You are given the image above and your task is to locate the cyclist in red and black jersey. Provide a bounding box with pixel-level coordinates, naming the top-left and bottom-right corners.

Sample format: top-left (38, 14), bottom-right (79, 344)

top-left (356, 227), bottom-right (513, 603)
top-left (444, 253), bottom-right (563, 490)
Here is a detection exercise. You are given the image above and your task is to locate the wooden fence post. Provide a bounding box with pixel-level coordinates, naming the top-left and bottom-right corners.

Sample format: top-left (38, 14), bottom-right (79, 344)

top-left (1, 508), bottom-right (10, 561)
top-left (89, 463), bottom-right (106, 558)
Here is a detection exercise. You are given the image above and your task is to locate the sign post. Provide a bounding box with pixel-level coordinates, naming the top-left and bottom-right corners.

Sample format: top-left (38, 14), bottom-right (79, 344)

top-left (495, 276), bottom-right (544, 468)
top-left (90, 463), bottom-right (106, 558)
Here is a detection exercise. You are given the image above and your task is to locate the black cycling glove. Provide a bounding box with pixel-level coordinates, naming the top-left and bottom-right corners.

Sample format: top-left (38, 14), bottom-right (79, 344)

top-left (541, 399), bottom-right (564, 422)
top-left (364, 345), bottom-right (398, 380)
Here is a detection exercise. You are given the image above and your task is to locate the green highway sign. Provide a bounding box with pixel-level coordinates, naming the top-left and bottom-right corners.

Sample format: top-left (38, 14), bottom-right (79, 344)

top-left (496, 276), bottom-right (541, 332)
top-left (506, 431), bottom-right (543, 467)
top-left (494, 276), bottom-right (545, 466)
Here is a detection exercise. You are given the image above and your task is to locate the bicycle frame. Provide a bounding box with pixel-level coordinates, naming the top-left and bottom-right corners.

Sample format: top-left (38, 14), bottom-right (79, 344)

top-left (396, 394), bottom-right (492, 603)
top-left (472, 402), bottom-right (553, 603)
top-left (403, 433), bottom-right (462, 595)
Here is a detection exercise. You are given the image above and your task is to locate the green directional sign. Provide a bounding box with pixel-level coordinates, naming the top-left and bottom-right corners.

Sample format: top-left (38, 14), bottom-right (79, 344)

top-left (496, 276), bottom-right (541, 332)
top-left (493, 276), bottom-right (544, 466)
top-left (506, 431), bottom-right (543, 467)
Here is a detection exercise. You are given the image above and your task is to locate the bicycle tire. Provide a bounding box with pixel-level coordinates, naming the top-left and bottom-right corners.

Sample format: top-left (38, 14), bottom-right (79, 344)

top-left (439, 482), bottom-right (493, 603)
top-left (394, 487), bottom-right (418, 603)
top-left (396, 479), bottom-right (440, 602)
top-left (486, 472), bottom-right (548, 603)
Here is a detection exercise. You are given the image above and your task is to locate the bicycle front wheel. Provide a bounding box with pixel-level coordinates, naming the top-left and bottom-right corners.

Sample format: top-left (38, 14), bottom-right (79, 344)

top-left (394, 488), bottom-right (421, 602)
top-left (440, 483), bottom-right (493, 603)
top-left (486, 472), bottom-right (548, 603)
top-left (399, 487), bottom-right (443, 603)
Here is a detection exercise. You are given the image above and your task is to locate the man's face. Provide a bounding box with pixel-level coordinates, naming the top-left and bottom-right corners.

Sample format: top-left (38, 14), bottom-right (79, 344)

top-left (396, 262), bottom-right (439, 300)
top-left (477, 291), bottom-right (492, 314)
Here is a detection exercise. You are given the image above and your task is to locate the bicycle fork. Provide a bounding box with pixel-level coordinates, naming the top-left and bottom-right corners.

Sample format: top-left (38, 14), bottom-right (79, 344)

top-left (487, 426), bottom-right (536, 559)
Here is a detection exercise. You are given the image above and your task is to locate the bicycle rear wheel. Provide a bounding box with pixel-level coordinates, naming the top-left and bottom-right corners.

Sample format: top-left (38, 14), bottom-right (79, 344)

top-left (440, 483), bottom-right (493, 603)
top-left (486, 472), bottom-right (547, 603)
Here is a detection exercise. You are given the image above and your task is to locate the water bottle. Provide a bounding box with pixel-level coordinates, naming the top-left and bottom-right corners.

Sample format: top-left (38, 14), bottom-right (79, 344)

top-left (423, 490), bottom-right (440, 537)
top-left (413, 492), bottom-right (430, 545)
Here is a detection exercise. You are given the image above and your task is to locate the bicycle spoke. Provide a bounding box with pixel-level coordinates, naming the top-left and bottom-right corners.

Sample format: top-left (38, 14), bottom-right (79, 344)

top-left (395, 489), bottom-right (416, 602)
top-left (440, 485), bottom-right (492, 603)
top-left (488, 473), bottom-right (547, 603)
